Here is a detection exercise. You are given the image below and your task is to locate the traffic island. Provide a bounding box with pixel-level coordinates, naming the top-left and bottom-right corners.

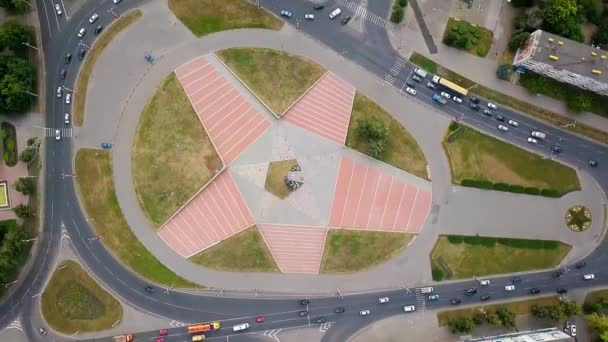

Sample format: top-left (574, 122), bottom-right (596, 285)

top-left (565, 205), bottom-right (592, 232)
top-left (41, 260), bottom-right (123, 334)
top-left (264, 159), bottom-right (301, 199)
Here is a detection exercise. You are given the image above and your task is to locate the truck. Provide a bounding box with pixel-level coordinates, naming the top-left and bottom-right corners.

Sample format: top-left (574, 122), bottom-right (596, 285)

top-left (113, 334), bottom-right (134, 342)
top-left (187, 322), bottom-right (221, 334)
top-left (432, 94), bottom-right (447, 105)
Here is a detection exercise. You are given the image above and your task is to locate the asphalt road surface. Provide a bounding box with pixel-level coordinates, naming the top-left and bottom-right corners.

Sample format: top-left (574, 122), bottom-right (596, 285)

top-left (0, 0), bottom-right (607, 341)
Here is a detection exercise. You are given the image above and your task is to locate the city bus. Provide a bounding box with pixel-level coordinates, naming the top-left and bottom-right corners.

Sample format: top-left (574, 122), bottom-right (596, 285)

top-left (432, 76), bottom-right (469, 97)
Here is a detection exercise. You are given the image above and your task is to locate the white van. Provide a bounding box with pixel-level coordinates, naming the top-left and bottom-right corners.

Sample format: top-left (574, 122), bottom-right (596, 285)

top-left (403, 305), bottom-right (416, 312)
top-left (329, 8), bottom-right (342, 19)
top-left (420, 287), bottom-right (434, 294)
top-left (413, 67), bottom-right (428, 79)
top-left (531, 131), bottom-right (547, 139)
top-left (233, 323), bottom-right (250, 332)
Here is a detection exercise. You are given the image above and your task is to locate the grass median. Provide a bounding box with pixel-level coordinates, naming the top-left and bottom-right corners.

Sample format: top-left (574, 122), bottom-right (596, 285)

top-left (169, 0), bottom-right (283, 37)
top-left (190, 226), bottom-right (279, 272)
top-left (75, 149), bottom-right (200, 288)
top-left (218, 48), bottom-right (326, 115)
top-left (430, 235), bottom-right (570, 281)
top-left (73, 10), bottom-right (142, 126)
top-left (346, 92), bottom-right (428, 179)
top-left (320, 230), bottom-right (413, 273)
top-left (132, 73), bottom-right (222, 227)
top-left (41, 260), bottom-right (123, 334)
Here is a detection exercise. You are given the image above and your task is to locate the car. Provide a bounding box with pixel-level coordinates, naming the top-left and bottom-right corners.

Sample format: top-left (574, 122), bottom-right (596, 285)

top-left (575, 261), bottom-right (586, 269)
top-left (512, 276), bottom-right (523, 283)
top-left (504, 285), bottom-right (515, 291)
top-left (450, 298), bottom-right (462, 305)
top-left (298, 310), bottom-right (309, 317)
top-left (496, 114), bottom-right (505, 122)
top-left (144, 285), bottom-right (155, 293)
top-left (56, 86), bottom-right (62, 98)
top-left (341, 15), bottom-right (351, 25)
top-left (54, 129), bottom-right (61, 141)
top-left (89, 13), bottom-right (99, 23)
top-left (571, 325), bottom-right (577, 336)
top-left (155, 337), bottom-right (165, 342)
top-left (313, 3), bottom-right (325, 10)
top-left (508, 119), bottom-right (519, 127)
top-left (469, 103), bottom-right (480, 111)
top-left (469, 96), bottom-right (480, 104)
top-left (584, 273), bottom-right (596, 280)
top-left (95, 25), bottom-right (104, 35)
top-left (487, 102), bottom-right (497, 109)
top-left (428, 294), bottom-right (440, 301)
top-left (530, 288), bottom-right (541, 294)
top-left (65, 53), bottom-right (72, 64)
top-left (232, 323), bottom-right (249, 332)
top-left (556, 288), bottom-right (568, 294)
top-left (589, 159), bottom-right (598, 167)
top-left (113, 0), bottom-right (123, 3)
top-left (101, 142), bottom-right (112, 149)
top-left (402, 305), bottom-right (416, 312)
top-left (60, 69), bottom-right (66, 80)
top-left (329, 8), bottom-right (342, 19)
top-left (315, 317), bottom-right (327, 323)
top-left (564, 320), bottom-right (572, 332)
top-left (482, 109), bottom-right (492, 116)
top-left (405, 80), bottom-right (416, 88)
top-left (39, 327), bottom-right (48, 335)
top-left (65, 93), bottom-right (71, 104)
top-left (498, 125), bottom-right (509, 132)
top-left (440, 91), bottom-right (451, 99)
top-left (527, 137), bottom-right (538, 144)
top-left (77, 27), bottom-right (87, 38)
top-left (335, 307), bottom-right (345, 313)
top-left (159, 329), bottom-right (168, 335)
top-left (552, 145), bottom-right (563, 153)
top-left (280, 10), bottom-right (293, 18)
top-left (405, 87), bottom-right (416, 95)
top-left (530, 130), bottom-right (547, 139)
top-left (64, 113), bottom-right (70, 125)
top-left (426, 81), bottom-right (436, 89)
top-left (480, 295), bottom-right (491, 301)
top-left (305, 14), bottom-right (315, 20)
top-left (552, 270), bottom-right (564, 278)
top-left (412, 75), bottom-right (423, 83)
top-left (79, 48), bottom-right (86, 60)
top-left (255, 316), bottom-right (265, 323)
top-left (452, 96), bottom-right (463, 103)
top-left (359, 309), bottom-right (370, 316)
top-left (479, 279), bottom-right (490, 286)
top-left (464, 288), bottom-right (477, 296)
top-left (54, 4), bottom-right (62, 15)
top-left (300, 299), bottom-right (310, 305)
top-left (378, 297), bottom-right (390, 304)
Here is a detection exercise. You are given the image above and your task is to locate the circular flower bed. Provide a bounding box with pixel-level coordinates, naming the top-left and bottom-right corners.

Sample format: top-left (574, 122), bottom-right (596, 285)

top-left (565, 205), bottom-right (592, 232)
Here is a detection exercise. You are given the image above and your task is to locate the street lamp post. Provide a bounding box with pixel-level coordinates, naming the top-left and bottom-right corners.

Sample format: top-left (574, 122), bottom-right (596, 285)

top-left (1, 280), bottom-right (18, 288)
top-left (21, 42), bottom-right (39, 51)
top-left (561, 121), bottom-right (577, 129)
top-left (20, 238), bottom-right (37, 243)
top-left (20, 90), bottom-right (38, 97)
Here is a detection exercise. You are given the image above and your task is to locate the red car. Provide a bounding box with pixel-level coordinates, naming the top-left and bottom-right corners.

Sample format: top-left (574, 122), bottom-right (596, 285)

top-left (256, 316), bottom-right (266, 323)
top-left (154, 337), bottom-right (165, 342)
top-left (159, 329), bottom-right (168, 335)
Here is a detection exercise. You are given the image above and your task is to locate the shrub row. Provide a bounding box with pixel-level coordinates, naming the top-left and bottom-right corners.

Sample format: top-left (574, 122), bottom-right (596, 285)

top-left (445, 234), bottom-right (559, 250)
top-left (389, 0), bottom-right (407, 24)
top-left (1, 122), bottom-right (17, 167)
top-left (460, 178), bottom-right (562, 198)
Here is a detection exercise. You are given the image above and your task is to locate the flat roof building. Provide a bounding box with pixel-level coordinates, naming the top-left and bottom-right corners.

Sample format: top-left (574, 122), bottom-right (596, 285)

top-left (462, 327), bottom-right (574, 342)
top-left (513, 29), bottom-right (608, 96)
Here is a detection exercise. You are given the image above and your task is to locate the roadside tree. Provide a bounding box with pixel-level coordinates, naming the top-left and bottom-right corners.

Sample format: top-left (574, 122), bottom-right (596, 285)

top-left (14, 177), bottom-right (34, 195)
top-left (0, 20), bottom-right (35, 55)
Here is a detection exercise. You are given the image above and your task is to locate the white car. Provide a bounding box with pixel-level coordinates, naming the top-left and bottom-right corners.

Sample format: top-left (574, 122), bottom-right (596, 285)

top-left (54, 129), bottom-right (61, 141)
top-left (527, 137), bottom-right (538, 144)
top-left (65, 93), bottom-right (71, 104)
top-left (378, 297), bottom-right (390, 304)
top-left (304, 14), bottom-right (314, 20)
top-left (64, 113), bottom-right (70, 125)
top-left (505, 285), bottom-right (515, 291)
top-left (329, 8), bottom-right (342, 19)
top-left (498, 124), bottom-right (509, 132)
top-left (440, 91), bottom-right (451, 99)
top-left (359, 309), bottom-right (370, 316)
top-left (54, 4), bottom-right (62, 15)
top-left (89, 13), bottom-right (99, 24)
top-left (508, 119), bottom-right (519, 127)
top-left (405, 87), bottom-right (416, 95)
top-left (487, 102), bottom-right (498, 109)
top-left (280, 10), bottom-right (293, 18)
top-left (571, 325), bottom-right (577, 336)
top-left (56, 86), bottom-right (62, 98)
top-left (426, 82), bottom-right (436, 89)
top-left (77, 28), bottom-right (87, 38)
top-left (112, 0), bottom-right (122, 3)
top-left (479, 279), bottom-right (491, 286)
top-left (232, 323), bottom-right (249, 332)
top-left (402, 305), bottom-right (416, 312)
top-left (452, 96), bottom-right (463, 103)
top-left (583, 273), bottom-right (595, 280)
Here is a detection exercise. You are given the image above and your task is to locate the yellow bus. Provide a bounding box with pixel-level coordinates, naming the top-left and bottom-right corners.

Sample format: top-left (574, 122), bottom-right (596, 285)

top-left (436, 77), bottom-right (468, 97)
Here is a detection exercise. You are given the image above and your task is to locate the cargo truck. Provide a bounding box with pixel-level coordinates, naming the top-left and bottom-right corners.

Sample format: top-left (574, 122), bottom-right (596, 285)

top-left (187, 322), bottom-right (220, 334)
top-left (113, 334), bottom-right (134, 342)
top-left (432, 94), bottom-right (447, 105)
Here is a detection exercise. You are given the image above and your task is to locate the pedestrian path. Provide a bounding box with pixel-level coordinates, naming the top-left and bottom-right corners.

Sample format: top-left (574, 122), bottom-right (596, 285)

top-left (336, 0), bottom-right (388, 29)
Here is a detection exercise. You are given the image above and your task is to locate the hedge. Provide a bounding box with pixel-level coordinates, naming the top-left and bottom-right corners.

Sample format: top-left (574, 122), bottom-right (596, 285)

top-left (1, 122), bottom-right (18, 167)
top-left (445, 234), bottom-right (560, 250)
top-left (459, 178), bottom-right (563, 198)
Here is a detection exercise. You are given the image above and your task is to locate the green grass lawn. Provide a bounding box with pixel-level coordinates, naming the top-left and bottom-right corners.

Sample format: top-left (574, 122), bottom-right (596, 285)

top-left (320, 230), bottom-right (413, 273)
top-left (264, 159), bottom-right (298, 199)
top-left (168, 0), bottom-right (283, 37)
top-left (430, 235), bottom-right (570, 280)
top-left (132, 73), bottom-right (222, 227)
top-left (41, 260), bottom-right (123, 334)
top-left (409, 52), bottom-right (608, 144)
top-left (443, 125), bottom-right (580, 194)
top-left (74, 10), bottom-right (142, 126)
top-left (585, 289), bottom-right (608, 304)
top-left (75, 149), bottom-right (201, 288)
top-left (437, 297), bottom-right (559, 326)
top-left (346, 92), bottom-right (428, 179)
top-left (0, 182), bottom-right (7, 207)
top-left (190, 226), bottom-right (279, 272)
top-left (217, 48), bottom-right (326, 115)
top-left (443, 18), bottom-right (493, 57)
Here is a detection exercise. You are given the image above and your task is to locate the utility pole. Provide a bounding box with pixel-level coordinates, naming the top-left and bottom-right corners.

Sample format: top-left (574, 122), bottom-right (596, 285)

top-left (21, 42), bottom-right (39, 51)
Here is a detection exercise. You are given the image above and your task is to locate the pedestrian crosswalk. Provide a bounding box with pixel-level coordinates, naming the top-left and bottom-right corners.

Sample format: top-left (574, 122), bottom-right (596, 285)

top-left (384, 57), bottom-right (407, 85)
top-left (415, 289), bottom-right (427, 312)
top-left (45, 127), bottom-right (72, 139)
top-left (336, 0), bottom-right (388, 29)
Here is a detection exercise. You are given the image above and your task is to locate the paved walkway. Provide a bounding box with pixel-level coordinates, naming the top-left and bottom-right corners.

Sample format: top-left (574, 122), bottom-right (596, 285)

top-left (76, 0), bottom-right (606, 293)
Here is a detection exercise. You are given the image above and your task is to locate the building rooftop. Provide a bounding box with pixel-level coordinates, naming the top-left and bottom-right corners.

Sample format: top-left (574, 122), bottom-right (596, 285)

top-left (464, 327), bottom-right (574, 342)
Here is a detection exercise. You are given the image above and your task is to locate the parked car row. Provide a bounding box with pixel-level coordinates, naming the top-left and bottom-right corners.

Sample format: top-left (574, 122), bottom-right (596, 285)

top-left (280, 5), bottom-right (351, 25)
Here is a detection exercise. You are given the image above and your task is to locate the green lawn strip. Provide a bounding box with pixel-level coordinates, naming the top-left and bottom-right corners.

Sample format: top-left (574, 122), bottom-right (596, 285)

top-left (132, 73), bottom-right (222, 227)
top-left (430, 235), bottom-right (570, 281)
top-left (264, 159), bottom-right (298, 199)
top-left (409, 52), bottom-right (608, 144)
top-left (585, 289), bottom-right (608, 304)
top-left (0, 183), bottom-right (7, 206)
top-left (168, 0), bottom-right (283, 37)
top-left (217, 48), bottom-right (326, 115)
top-left (437, 297), bottom-right (559, 326)
top-left (74, 10), bottom-right (142, 126)
top-left (320, 229), bottom-right (413, 273)
top-left (75, 149), bottom-right (201, 288)
top-left (443, 18), bottom-right (493, 57)
top-left (443, 125), bottom-right (580, 194)
top-left (190, 226), bottom-right (279, 272)
top-left (346, 92), bottom-right (428, 180)
top-left (41, 260), bottom-right (123, 334)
